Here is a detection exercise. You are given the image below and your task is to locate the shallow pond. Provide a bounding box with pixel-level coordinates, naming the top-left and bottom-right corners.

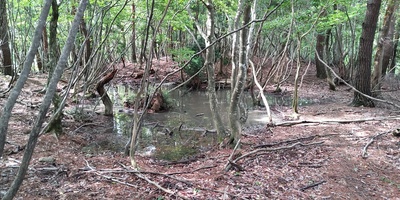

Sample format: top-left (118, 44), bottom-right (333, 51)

top-left (110, 84), bottom-right (313, 161)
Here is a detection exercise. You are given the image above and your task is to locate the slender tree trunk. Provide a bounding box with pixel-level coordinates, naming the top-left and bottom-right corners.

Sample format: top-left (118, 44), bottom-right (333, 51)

top-left (230, 0), bottom-right (245, 88)
top-left (333, 23), bottom-right (347, 81)
top-left (80, 19), bottom-right (91, 66)
top-left (389, 20), bottom-right (399, 73)
top-left (380, 15), bottom-right (396, 75)
top-left (203, 1), bottom-right (225, 137)
top-left (324, 29), bottom-right (336, 90)
top-left (352, 0), bottom-right (381, 107)
top-left (0, 0), bottom-right (13, 76)
top-left (382, 13), bottom-right (397, 75)
top-left (35, 51), bottom-right (43, 72)
top-left (46, 0), bottom-right (63, 135)
top-left (0, 0), bottom-right (52, 158)
top-left (315, 32), bottom-right (327, 79)
top-left (229, 0), bottom-right (252, 145)
top-left (42, 27), bottom-right (49, 72)
top-left (371, 0), bottom-right (396, 93)
top-left (131, 2), bottom-right (137, 63)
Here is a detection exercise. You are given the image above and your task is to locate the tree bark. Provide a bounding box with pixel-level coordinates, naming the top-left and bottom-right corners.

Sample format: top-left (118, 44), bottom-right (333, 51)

top-left (41, 27), bottom-right (49, 72)
top-left (47, 0), bottom-right (63, 135)
top-left (371, 0), bottom-right (396, 93)
top-left (333, 23), bottom-right (347, 81)
top-left (203, 1), bottom-right (225, 137)
top-left (1, 1), bottom-right (87, 198)
top-left (315, 32), bottom-right (327, 79)
top-left (389, 20), bottom-right (399, 73)
top-left (80, 19), bottom-right (91, 66)
top-left (0, 0), bottom-right (52, 158)
top-left (131, 2), bottom-right (137, 63)
top-left (352, 0), bottom-right (381, 107)
top-left (0, 0), bottom-right (13, 76)
top-left (96, 67), bottom-right (117, 116)
top-left (324, 29), bottom-right (336, 90)
top-left (382, 13), bottom-right (396, 75)
top-left (229, 0), bottom-right (252, 145)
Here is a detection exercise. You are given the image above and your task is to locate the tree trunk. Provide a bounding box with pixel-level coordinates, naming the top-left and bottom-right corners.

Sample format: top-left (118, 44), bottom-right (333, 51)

top-left (80, 19), bottom-right (91, 66)
top-left (380, 14), bottom-right (396, 75)
top-left (41, 27), bottom-right (49, 72)
top-left (35, 51), bottom-right (43, 72)
top-left (389, 20), bottom-right (399, 73)
top-left (333, 23), bottom-right (347, 81)
top-left (203, 1), bottom-right (225, 137)
top-left (315, 32), bottom-right (327, 79)
top-left (0, 0), bottom-right (52, 158)
top-left (371, 0), bottom-right (396, 93)
top-left (324, 29), bottom-right (336, 90)
top-left (352, 0), bottom-right (381, 107)
top-left (0, 0), bottom-right (13, 76)
top-left (96, 68), bottom-right (117, 116)
top-left (229, 0), bottom-right (252, 146)
top-left (46, 0), bottom-right (63, 136)
top-left (131, 2), bottom-right (137, 63)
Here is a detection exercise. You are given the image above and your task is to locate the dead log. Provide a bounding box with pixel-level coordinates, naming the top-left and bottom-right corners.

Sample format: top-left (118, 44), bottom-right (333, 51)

top-left (96, 67), bottom-right (118, 116)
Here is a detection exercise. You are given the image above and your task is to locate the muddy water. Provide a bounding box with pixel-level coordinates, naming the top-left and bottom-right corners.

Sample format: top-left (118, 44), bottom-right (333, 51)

top-left (110, 84), bottom-right (311, 161)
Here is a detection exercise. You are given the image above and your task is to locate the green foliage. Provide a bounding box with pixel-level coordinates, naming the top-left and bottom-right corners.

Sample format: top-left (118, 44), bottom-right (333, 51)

top-left (185, 56), bottom-right (204, 77)
top-left (170, 44), bottom-right (205, 77)
top-left (161, 90), bottom-right (174, 107)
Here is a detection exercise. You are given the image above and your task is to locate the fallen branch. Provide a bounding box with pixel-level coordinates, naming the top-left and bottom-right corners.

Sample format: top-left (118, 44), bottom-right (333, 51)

top-left (273, 115), bottom-right (400, 127)
top-left (254, 133), bottom-right (341, 148)
top-left (361, 130), bottom-right (392, 158)
top-left (300, 180), bottom-right (326, 191)
top-left (233, 141), bottom-right (324, 164)
top-left (167, 165), bottom-right (217, 175)
top-left (134, 172), bottom-right (180, 197)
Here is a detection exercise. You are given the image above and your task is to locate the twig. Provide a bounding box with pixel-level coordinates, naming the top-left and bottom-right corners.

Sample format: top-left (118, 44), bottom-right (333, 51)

top-left (167, 165), bottom-right (217, 175)
top-left (300, 180), bottom-right (326, 191)
top-left (361, 130), bottom-right (392, 158)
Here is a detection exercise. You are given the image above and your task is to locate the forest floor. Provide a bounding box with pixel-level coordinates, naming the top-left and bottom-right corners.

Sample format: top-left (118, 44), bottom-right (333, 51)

top-left (1, 57), bottom-right (400, 199)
